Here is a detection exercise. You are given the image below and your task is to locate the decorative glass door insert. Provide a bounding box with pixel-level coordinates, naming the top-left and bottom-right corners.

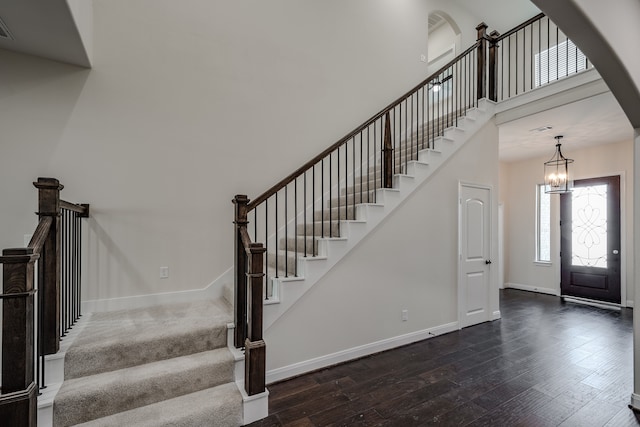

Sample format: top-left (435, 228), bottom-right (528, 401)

top-left (571, 184), bottom-right (608, 268)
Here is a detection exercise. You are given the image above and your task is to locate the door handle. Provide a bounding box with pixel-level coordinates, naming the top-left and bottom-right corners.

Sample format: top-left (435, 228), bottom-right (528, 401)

top-left (485, 260), bottom-right (492, 265)
top-left (613, 250), bottom-right (619, 255)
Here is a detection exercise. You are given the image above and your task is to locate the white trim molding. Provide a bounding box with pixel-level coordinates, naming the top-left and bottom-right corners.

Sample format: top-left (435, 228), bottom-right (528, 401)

top-left (266, 322), bottom-right (459, 384)
top-left (82, 267), bottom-right (233, 313)
top-left (505, 282), bottom-right (559, 296)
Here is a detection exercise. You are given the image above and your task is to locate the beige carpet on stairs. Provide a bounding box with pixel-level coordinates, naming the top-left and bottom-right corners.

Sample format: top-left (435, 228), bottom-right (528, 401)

top-left (53, 298), bottom-right (242, 427)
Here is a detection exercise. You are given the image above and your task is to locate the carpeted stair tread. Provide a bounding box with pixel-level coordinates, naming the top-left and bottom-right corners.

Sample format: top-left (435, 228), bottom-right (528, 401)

top-left (74, 382), bottom-right (242, 427)
top-left (65, 298), bottom-right (231, 379)
top-left (54, 347), bottom-right (234, 426)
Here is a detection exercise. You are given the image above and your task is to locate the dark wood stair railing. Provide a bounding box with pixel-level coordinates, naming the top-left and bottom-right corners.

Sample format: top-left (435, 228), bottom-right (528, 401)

top-left (232, 12), bottom-right (595, 399)
top-left (0, 177), bottom-right (89, 426)
top-left (233, 22), bottom-right (491, 398)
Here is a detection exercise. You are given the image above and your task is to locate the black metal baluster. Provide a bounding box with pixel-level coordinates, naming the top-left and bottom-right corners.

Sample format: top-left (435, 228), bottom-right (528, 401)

top-left (555, 24), bottom-right (559, 81)
top-left (566, 32), bottom-right (569, 77)
top-left (367, 127), bottom-right (370, 202)
top-left (265, 200), bottom-right (269, 295)
top-left (312, 164), bottom-right (315, 256)
top-left (304, 172), bottom-right (307, 257)
top-left (329, 153), bottom-right (332, 236)
top-left (530, 23), bottom-right (534, 90)
top-left (321, 159), bottom-right (324, 239)
top-left (515, 31), bottom-right (519, 95)
top-left (392, 108), bottom-right (396, 174)
top-left (352, 136), bottom-right (355, 213)
top-left (404, 98), bottom-right (408, 171)
top-left (344, 142), bottom-right (348, 221)
top-left (359, 133), bottom-right (363, 203)
top-left (294, 179), bottom-right (298, 275)
top-left (501, 35), bottom-right (505, 99)
top-left (275, 193), bottom-right (278, 277)
top-left (284, 185), bottom-right (288, 276)
top-left (547, 17), bottom-right (551, 83)
top-left (337, 144), bottom-right (340, 226)
top-left (373, 120), bottom-right (377, 198)
top-left (78, 211), bottom-right (82, 317)
top-left (422, 86), bottom-right (426, 148)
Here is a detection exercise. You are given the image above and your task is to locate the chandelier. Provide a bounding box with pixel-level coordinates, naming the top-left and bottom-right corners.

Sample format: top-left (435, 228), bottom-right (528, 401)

top-left (544, 135), bottom-right (574, 194)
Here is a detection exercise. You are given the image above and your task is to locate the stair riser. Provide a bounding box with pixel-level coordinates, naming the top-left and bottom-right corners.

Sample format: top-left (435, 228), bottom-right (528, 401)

top-left (296, 222), bottom-right (340, 237)
top-left (279, 237), bottom-right (319, 256)
top-left (329, 191), bottom-right (377, 207)
top-left (267, 253), bottom-right (298, 275)
top-left (314, 207), bottom-right (356, 221)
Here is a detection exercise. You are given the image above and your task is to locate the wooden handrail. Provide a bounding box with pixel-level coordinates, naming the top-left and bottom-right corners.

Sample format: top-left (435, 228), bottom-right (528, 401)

top-left (240, 227), bottom-right (253, 255)
top-left (27, 217), bottom-right (53, 254)
top-left (60, 200), bottom-right (90, 217)
top-left (495, 13), bottom-right (545, 41)
top-left (247, 41), bottom-right (481, 211)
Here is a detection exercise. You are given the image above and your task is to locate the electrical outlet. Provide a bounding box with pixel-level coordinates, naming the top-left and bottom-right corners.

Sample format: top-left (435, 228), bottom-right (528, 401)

top-left (160, 266), bottom-right (169, 279)
top-left (401, 309), bottom-right (409, 321)
top-left (420, 54), bottom-right (427, 63)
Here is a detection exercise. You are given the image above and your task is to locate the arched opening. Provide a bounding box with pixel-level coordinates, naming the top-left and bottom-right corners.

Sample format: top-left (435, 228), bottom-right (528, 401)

top-left (427, 11), bottom-right (461, 73)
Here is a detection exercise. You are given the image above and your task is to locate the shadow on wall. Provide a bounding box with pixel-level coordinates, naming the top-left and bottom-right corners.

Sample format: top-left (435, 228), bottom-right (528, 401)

top-left (84, 213), bottom-right (149, 302)
top-left (0, 50), bottom-right (90, 249)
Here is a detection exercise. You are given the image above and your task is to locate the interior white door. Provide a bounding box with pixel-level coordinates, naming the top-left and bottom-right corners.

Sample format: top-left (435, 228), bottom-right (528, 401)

top-left (459, 183), bottom-right (491, 328)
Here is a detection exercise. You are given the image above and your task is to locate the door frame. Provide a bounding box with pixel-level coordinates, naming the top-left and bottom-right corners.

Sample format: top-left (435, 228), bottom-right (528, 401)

top-left (457, 181), bottom-right (496, 328)
top-left (557, 171), bottom-right (627, 307)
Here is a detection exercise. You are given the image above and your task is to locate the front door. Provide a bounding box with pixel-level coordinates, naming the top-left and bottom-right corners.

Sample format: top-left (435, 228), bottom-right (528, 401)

top-left (560, 175), bottom-right (621, 303)
top-left (459, 183), bottom-right (492, 328)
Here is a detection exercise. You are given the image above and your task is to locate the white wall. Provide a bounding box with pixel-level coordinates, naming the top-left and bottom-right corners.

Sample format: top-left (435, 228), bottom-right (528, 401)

top-left (265, 119), bottom-right (500, 374)
top-left (502, 139), bottom-right (635, 303)
top-left (1, 0), bottom-right (442, 301)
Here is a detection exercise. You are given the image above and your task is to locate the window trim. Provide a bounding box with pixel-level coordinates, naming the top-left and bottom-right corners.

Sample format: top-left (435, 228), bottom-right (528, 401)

top-left (535, 183), bottom-right (552, 264)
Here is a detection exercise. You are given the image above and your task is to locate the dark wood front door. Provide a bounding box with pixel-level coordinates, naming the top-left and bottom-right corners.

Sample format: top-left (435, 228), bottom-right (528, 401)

top-left (560, 175), bottom-right (621, 303)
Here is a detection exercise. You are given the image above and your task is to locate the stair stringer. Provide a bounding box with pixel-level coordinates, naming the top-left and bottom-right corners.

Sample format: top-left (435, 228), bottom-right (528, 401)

top-left (263, 99), bottom-right (496, 331)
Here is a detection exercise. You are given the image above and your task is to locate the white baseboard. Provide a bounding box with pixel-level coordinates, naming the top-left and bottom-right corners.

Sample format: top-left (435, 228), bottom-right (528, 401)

top-left (265, 321), bottom-right (458, 384)
top-left (82, 267), bottom-right (233, 313)
top-left (237, 383), bottom-right (268, 425)
top-left (631, 393), bottom-right (640, 411)
top-left (627, 300), bottom-right (634, 308)
top-left (491, 310), bottom-right (501, 320)
top-left (505, 282), bottom-right (559, 296)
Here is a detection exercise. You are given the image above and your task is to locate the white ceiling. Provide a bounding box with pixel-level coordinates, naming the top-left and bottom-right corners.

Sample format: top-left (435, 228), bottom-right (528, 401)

top-left (0, 0), bottom-right (90, 67)
top-left (499, 91), bottom-right (633, 162)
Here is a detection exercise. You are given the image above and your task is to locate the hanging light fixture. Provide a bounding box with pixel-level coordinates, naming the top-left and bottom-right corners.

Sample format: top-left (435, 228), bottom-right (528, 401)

top-left (544, 135), bottom-right (574, 194)
top-left (429, 74), bottom-right (452, 92)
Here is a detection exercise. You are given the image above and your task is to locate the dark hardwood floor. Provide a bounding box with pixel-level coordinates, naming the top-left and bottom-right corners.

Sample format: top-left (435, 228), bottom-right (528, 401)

top-left (249, 289), bottom-right (639, 426)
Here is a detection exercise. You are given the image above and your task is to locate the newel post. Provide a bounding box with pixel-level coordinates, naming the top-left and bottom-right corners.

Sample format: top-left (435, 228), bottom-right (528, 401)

top-left (34, 177), bottom-right (63, 355)
top-left (383, 111), bottom-right (393, 188)
top-left (233, 195), bottom-right (249, 349)
top-left (488, 30), bottom-right (500, 102)
top-left (245, 242), bottom-right (266, 396)
top-left (476, 22), bottom-right (488, 101)
top-left (0, 248), bottom-right (38, 426)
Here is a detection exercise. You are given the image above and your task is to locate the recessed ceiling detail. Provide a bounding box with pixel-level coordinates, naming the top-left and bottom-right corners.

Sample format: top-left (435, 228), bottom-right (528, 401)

top-left (0, 17), bottom-right (14, 40)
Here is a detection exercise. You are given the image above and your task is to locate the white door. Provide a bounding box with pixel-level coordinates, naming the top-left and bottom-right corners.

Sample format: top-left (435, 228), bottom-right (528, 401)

top-left (459, 183), bottom-right (491, 328)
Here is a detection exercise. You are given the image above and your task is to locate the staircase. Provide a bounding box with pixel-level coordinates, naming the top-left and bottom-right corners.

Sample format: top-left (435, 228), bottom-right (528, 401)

top-left (261, 99), bottom-right (496, 331)
top-left (46, 298), bottom-right (243, 426)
